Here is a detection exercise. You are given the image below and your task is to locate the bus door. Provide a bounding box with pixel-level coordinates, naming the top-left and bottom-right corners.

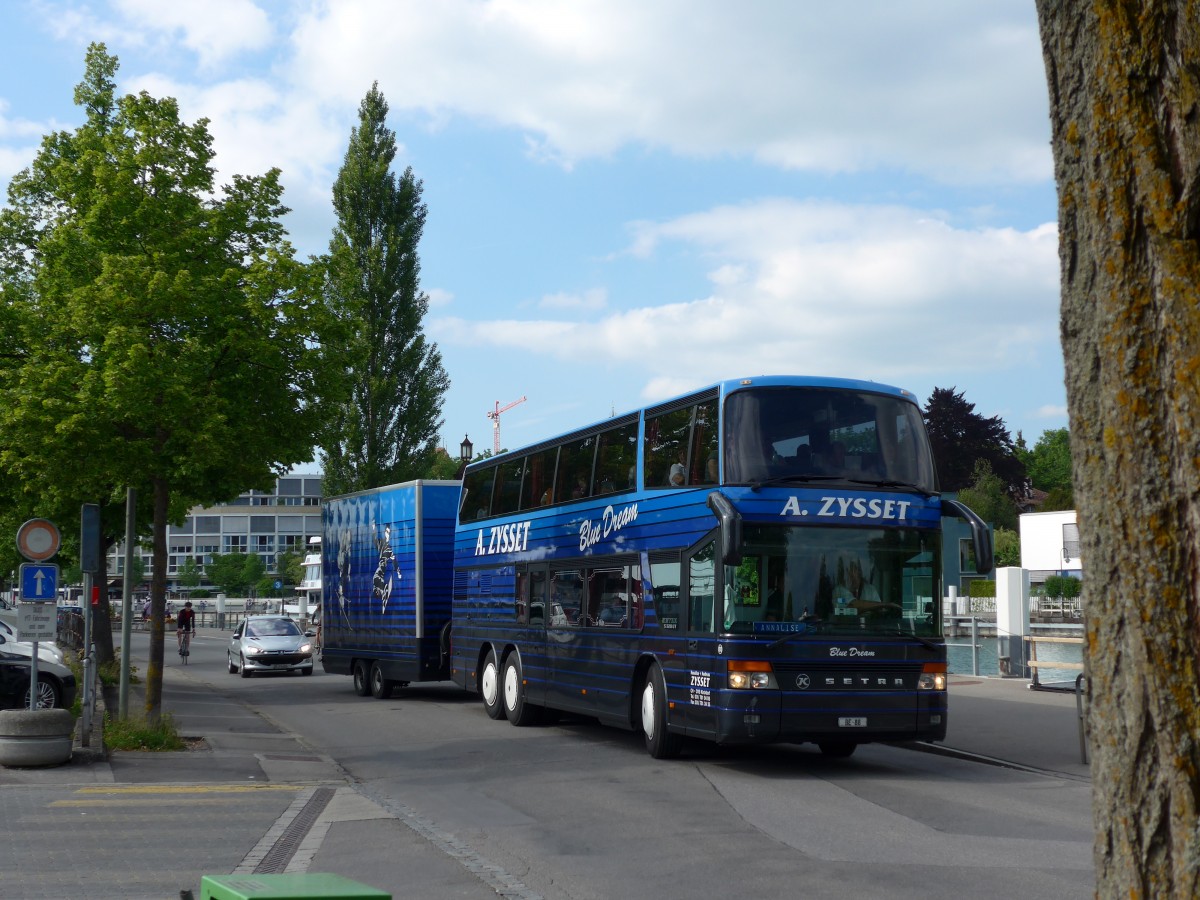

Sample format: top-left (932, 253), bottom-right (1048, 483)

top-left (517, 564), bottom-right (549, 707)
top-left (545, 568), bottom-right (589, 714)
top-left (683, 539), bottom-right (719, 738)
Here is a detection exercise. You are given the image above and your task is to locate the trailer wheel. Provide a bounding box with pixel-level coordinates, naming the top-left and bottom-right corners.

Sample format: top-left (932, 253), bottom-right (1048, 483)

top-left (480, 649), bottom-right (505, 720)
top-left (502, 653), bottom-right (538, 726)
top-left (370, 662), bottom-right (394, 699)
top-left (352, 660), bottom-right (371, 696)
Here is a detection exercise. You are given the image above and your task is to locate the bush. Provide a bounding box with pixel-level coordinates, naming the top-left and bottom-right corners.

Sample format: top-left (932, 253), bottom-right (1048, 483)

top-left (104, 713), bottom-right (185, 751)
top-left (969, 579), bottom-right (996, 598)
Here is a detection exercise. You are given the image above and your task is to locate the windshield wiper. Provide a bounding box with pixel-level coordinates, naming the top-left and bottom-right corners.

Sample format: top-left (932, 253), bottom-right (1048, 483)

top-left (839, 478), bottom-right (936, 497)
top-left (749, 474), bottom-right (841, 492)
top-left (878, 628), bottom-right (940, 650)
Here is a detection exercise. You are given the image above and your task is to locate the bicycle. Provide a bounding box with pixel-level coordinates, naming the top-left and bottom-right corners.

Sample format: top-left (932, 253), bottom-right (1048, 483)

top-left (177, 629), bottom-right (192, 664)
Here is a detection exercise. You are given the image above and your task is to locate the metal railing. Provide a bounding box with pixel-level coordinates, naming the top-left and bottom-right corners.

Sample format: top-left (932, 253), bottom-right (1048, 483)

top-left (944, 616), bottom-right (981, 676)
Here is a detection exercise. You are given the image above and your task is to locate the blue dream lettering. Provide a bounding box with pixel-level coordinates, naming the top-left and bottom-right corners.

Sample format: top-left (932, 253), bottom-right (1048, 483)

top-left (780, 495), bottom-right (912, 521)
top-left (474, 520), bottom-right (532, 556)
top-left (579, 503), bottom-right (639, 552)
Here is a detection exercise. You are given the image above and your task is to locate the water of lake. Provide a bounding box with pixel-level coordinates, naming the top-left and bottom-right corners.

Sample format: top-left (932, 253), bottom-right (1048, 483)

top-left (946, 635), bottom-right (1083, 684)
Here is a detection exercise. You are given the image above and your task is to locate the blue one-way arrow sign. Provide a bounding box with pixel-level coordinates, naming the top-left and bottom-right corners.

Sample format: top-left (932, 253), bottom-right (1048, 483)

top-left (20, 563), bottom-right (59, 601)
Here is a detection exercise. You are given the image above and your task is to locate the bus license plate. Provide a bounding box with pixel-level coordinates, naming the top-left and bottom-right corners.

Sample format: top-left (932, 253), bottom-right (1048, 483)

top-left (838, 717), bottom-right (867, 728)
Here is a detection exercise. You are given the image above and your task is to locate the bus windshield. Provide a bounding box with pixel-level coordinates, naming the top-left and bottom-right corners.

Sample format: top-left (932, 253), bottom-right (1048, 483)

top-left (723, 386), bottom-right (937, 494)
top-left (722, 524), bottom-right (941, 638)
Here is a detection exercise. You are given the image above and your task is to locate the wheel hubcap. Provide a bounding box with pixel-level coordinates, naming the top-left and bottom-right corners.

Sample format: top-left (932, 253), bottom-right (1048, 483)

top-left (504, 665), bottom-right (518, 709)
top-left (641, 683), bottom-right (656, 738)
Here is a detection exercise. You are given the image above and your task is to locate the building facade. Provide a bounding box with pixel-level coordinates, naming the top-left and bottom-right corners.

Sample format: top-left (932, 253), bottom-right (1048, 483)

top-left (106, 475), bottom-right (323, 594)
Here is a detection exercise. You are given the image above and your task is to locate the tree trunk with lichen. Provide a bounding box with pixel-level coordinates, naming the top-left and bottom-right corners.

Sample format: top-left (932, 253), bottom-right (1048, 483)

top-left (1035, 2), bottom-right (1200, 896)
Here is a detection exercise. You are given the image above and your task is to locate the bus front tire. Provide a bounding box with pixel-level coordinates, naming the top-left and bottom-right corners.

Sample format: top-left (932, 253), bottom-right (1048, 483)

top-left (502, 654), bottom-right (537, 726)
top-left (641, 665), bottom-right (682, 759)
top-left (370, 662), bottom-right (394, 699)
top-left (480, 649), bottom-right (505, 720)
top-left (352, 660), bottom-right (371, 696)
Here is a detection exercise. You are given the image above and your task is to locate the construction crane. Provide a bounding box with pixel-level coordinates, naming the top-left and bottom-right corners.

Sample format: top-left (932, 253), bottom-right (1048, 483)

top-left (488, 396), bottom-right (527, 454)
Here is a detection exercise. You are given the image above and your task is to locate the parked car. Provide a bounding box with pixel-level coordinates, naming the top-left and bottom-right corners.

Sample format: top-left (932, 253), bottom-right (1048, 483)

top-left (227, 615), bottom-right (315, 678)
top-left (0, 647), bottom-right (77, 709)
top-left (0, 619), bottom-right (66, 666)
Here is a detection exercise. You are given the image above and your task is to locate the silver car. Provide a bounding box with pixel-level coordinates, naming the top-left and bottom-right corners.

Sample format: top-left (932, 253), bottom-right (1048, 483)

top-left (227, 615), bottom-right (315, 678)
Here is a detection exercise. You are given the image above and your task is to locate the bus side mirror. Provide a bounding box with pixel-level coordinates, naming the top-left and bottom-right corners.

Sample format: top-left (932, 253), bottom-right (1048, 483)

top-left (941, 498), bottom-right (994, 575)
top-left (706, 492), bottom-right (743, 567)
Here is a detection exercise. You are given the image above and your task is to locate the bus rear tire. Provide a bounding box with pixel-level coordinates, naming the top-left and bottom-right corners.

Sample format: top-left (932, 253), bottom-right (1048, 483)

top-left (352, 660), bottom-right (371, 696)
top-left (502, 654), bottom-right (537, 726)
top-left (369, 662), bottom-right (394, 699)
top-left (480, 649), bottom-right (505, 720)
top-left (641, 665), bottom-right (682, 759)
top-left (818, 741), bottom-right (857, 758)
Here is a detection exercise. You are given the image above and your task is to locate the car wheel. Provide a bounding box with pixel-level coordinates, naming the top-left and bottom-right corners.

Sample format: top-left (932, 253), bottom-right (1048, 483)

top-left (369, 662), bottom-right (393, 699)
top-left (301, 665), bottom-right (313, 677)
top-left (352, 660), bottom-right (371, 696)
top-left (480, 648), bottom-right (505, 720)
top-left (239, 654), bottom-right (252, 678)
top-left (502, 653), bottom-right (537, 726)
top-left (641, 665), bottom-right (682, 759)
top-left (24, 677), bottom-right (62, 709)
top-left (228, 653), bottom-right (237, 674)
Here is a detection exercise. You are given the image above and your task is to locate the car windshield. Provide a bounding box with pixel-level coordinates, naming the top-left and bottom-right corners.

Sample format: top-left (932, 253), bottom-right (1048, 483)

top-left (246, 619), bottom-right (301, 638)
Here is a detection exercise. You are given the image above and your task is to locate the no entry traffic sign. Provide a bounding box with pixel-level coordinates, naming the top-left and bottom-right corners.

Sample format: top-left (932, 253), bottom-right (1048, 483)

top-left (16, 518), bottom-right (60, 561)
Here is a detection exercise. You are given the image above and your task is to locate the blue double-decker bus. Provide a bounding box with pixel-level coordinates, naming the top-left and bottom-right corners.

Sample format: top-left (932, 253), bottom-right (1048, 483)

top-left (450, 375), bottom-right (992, 758)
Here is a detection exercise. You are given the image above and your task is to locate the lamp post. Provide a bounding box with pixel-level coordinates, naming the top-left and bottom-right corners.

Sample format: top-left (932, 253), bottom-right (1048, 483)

top-left (458, 435), bottom-right (473, 478)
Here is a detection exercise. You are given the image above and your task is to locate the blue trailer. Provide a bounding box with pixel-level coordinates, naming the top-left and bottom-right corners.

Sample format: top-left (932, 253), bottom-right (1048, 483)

top-left (320, 480), bottom-right (460, 698)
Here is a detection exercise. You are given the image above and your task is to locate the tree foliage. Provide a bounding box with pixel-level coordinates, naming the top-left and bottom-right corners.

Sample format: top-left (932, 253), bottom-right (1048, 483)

top-left (955, 459), bottom-right (1018, 531)
top-left (0, 45), bottom-right (337, 722)
top-left (922, 387), bottom-right (1025, 496)
top-left (1018, 427), bottom-right (1074, 507)
top-left (1036, 3), bottom-right (1200, 894)
top-left (319, 84), bottom-right (450, 495)
top-left (992, 527), bottom-right (1020, 569)
top-left (206, 552), bottom-right (264, 596)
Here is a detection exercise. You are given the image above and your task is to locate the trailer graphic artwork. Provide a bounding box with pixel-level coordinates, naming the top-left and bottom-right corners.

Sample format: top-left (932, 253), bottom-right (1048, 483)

top-left (372, 524), bottom-right (400, 613)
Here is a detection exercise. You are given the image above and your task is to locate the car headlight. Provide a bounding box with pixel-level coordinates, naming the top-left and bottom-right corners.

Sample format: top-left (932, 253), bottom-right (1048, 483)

top-left (918, 663), bottom-right (947, 690)
top-left (727, 660), bottom-right (778, 689)
top-left (244, 645), bottom-right (264, 655)
top-left (299, 643), bottom-right (312, 653)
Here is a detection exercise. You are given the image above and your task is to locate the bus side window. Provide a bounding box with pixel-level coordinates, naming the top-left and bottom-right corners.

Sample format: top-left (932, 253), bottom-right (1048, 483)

top-left (688, 540), bottom-right (716, 633)
top-left (650, 557), bottom-right (681, 631)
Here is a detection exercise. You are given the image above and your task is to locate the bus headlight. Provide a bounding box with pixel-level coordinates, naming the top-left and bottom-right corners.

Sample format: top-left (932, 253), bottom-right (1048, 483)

top-left (918, 662), bottom-right (947, 691)
top-left (727, 661), bottom-right (778, 690)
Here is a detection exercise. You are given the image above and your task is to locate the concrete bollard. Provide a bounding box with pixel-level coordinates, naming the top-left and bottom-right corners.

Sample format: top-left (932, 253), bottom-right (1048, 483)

top-left (0, 708), bottom-right (75, 767)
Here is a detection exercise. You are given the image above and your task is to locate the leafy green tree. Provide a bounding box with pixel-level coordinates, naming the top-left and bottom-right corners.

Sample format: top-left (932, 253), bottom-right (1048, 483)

top-left (319, 84), bottom-right (450, 495)
top-left (276, 550), bottom-right (304, 588)
top-left (206, 553), bottom-right (254, 595)
top-left (955, 460), bottom-right (1018, 531)
top-left (0, 45), bottom-right (338, 722)
top-left (1020, 428), bottom-right (1074, 506)
top-left (923, 387), bottom-right (1026, 496)
top-left (178, 557), bottom-right (202, 591)
top-left (993, 528), bottom-right (1021, 569)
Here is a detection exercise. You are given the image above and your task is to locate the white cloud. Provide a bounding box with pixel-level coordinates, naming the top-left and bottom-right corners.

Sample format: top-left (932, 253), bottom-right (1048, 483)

top-left (113, 0), bottom-right (273, 67)
top-left (1037, 404), bottom-right (1068, 419)
top-left (432, 199), bottom-right (1060, 403)
top-left (538, 288), bottom-right (607, 311)
top-left (287, 0), bottom-right (1050, 183)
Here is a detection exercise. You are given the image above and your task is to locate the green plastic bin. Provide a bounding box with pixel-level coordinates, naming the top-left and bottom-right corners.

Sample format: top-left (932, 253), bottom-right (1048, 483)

top-left (200, 872), bottom-right (391, 900)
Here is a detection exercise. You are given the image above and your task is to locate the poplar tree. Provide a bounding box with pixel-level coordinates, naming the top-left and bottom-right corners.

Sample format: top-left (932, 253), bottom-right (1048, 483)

top-left (320, 84), bottom-right (450, 495)
top-left (0, 44), bottom-right (335, 722)
top-left (1036, 3), bottom-right (1200, 895)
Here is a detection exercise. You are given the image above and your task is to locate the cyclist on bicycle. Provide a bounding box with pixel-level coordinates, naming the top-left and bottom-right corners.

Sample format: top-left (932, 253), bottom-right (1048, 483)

top-left (176, 601), bottom-right (196, 656)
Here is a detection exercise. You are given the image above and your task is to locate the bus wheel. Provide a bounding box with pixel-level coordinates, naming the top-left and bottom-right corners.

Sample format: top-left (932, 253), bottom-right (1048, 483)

top-left (502, 654), bottom-right (537, 726)
top-left (352, 660), bottom-right (371, 696)
top-left (818, 741), bottom-right (857, 758)
top-left (370, 662), bottom-right (394, 699)
top-left (641, 665), bottom-right (682, 759)
top-left (480, 649), bottom-right (505, 720)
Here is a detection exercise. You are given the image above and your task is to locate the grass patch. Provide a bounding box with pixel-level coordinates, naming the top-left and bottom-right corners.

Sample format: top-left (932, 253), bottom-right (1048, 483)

top-left (104, 713), bottom-right (186, 751)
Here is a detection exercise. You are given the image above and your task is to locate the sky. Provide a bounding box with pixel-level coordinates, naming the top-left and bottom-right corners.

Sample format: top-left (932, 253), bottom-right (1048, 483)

top-left (0, 1), bottom-right (1067, 474)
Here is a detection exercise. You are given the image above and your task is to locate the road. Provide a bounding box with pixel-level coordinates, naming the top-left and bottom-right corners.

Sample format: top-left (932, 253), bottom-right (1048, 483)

top-left (0, 629), bottom-right (1091, 899)
top-left (157, 628), bottom-right (1094, 900)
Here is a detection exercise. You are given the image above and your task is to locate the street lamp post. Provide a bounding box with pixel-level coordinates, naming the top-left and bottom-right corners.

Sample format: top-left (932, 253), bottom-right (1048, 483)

top-left (458, 435), bottom-right (473, 478)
